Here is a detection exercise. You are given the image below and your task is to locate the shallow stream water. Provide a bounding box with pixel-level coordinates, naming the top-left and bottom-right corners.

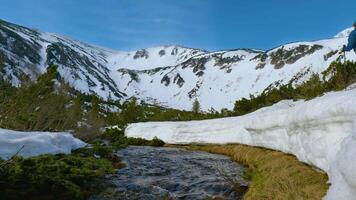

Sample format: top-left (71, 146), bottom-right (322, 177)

top-left (90, 146), bottom-right (247, 200)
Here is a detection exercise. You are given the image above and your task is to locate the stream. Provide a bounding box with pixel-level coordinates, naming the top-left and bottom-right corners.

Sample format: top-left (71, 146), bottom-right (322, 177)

top-left (90, 146), bottom-right (248, 200)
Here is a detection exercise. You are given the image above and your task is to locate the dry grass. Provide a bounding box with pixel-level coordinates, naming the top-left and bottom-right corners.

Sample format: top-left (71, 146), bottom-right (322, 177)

top-left (187, 144), bottom-right (329, 200)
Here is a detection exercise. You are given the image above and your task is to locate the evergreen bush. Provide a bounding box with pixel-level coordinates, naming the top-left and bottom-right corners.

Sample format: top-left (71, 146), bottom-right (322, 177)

top-left (0, 152), bottom-right (116, 200)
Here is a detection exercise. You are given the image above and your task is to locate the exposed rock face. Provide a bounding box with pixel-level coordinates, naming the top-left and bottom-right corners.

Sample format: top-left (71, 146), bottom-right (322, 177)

top-left (269, 45), bottom-right (323, 69)
top-left (133, 49), bottom-right (149, 59)
top-left (158, 50), bottom-right (165, 56)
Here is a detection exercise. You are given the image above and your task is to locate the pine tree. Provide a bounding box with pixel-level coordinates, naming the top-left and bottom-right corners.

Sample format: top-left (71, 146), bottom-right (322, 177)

top-left (192, 98), bottom-right (200, 114)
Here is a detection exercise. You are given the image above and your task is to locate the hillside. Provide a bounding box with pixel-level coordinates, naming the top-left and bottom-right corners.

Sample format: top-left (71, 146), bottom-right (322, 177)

top-left (1, 18), bottom-right (355, 110)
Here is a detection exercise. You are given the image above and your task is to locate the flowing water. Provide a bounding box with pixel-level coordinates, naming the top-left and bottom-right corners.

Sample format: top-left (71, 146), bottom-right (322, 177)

top-left (90, 146), bottom-right (248, 200)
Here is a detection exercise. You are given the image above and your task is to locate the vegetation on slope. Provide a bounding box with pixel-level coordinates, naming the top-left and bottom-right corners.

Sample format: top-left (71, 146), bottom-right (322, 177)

top-left (0, 65), bottom-right (110, 141)
top-left (0, 64), bottom-right (222, 141)
top-left (189, 144), bottom-right (329, 200)
top-left (233, 61), bottom-right (356, 115)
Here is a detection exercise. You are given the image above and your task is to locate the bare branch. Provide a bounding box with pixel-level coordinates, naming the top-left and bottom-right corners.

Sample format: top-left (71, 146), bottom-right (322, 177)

top-left (0, 145), bottom-right (25, 169)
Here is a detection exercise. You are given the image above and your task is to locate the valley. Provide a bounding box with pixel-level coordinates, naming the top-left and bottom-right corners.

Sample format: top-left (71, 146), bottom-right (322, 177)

top-left (1, 18), bottom-right (356, 200)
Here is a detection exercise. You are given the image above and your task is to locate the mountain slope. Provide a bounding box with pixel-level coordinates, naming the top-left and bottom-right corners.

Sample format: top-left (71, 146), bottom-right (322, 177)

top-left (0, 18), bottom-right (355, 110)
top-left (0, 19), bottom-right (205, 99)
top-left (0, 19), bottom-right (126, 98)
top-left (115, 38), bottom-right (355, 110)
top-left (106, 45), bottom-right (207, 71)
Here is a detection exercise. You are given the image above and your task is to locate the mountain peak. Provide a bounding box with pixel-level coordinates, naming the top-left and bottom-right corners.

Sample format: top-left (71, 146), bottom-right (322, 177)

top-left (335, 27), bottom-right (354, 38)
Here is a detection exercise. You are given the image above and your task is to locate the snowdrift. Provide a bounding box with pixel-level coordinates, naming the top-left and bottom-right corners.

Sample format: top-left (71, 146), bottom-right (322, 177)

top-left (126, 88), bottom-right (356, 200)
top-left (0, 129), bottom-right (86, 160)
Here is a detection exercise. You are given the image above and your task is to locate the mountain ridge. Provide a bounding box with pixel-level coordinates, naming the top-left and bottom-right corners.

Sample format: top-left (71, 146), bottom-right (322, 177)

top-left (0, 18), bottom-right (355, 110)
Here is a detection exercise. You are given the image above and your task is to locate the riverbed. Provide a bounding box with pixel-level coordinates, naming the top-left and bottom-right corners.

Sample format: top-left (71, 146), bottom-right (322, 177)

top-left (91, 146), bottom-right (248, 200)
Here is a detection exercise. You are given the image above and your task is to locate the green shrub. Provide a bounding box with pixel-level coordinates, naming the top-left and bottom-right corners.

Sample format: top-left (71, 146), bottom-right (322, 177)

top-left (101, 128), bottom-right (165, 148)
top-left (0, 153), bottom-right (116, 200)
top-left (295, 74), bottom-right (326, 100)
top-left (323, 61), bottom-right (356, 90)
top-left (74, 142), bottom-right (111, 158)
top-left (149, 137), bottom-right (166, 147)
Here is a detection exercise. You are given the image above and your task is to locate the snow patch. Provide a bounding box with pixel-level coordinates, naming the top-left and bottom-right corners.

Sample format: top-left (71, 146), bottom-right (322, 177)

top-left (0, 129), bottom-right (86, 159)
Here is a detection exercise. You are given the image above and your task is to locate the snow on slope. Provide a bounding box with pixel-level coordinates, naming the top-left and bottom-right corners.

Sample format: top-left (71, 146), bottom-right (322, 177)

top-left (335, 27), bottom-right (353, 38)
top-left (0, 19), bottom-right (206, 100)
top-left (107, 45), bottom-right (207, 71)
top-left (0, 19), bottom-right (125, 98)
top-left (0, 129), bottom-right (86, 160)
top-left (1, 18), bottom-right (356, 111)
top-left (116, 38), bottom-right (356, 111)
top-left (126, 88), bottom-right (356, 200)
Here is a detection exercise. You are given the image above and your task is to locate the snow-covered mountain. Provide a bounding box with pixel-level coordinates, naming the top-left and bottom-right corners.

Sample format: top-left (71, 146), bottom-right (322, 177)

top-left (0, 18), bottom-right (355, 110)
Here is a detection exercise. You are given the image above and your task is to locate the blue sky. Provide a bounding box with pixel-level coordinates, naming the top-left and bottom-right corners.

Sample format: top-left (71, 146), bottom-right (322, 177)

top-left (0, 0), bottom-right (355, 51)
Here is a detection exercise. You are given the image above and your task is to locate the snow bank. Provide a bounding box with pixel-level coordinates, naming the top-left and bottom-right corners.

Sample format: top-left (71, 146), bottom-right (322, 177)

top-left (126, 88), bottom-right (356, 200)
top-left (0, 129), bottom-right (86, 160)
